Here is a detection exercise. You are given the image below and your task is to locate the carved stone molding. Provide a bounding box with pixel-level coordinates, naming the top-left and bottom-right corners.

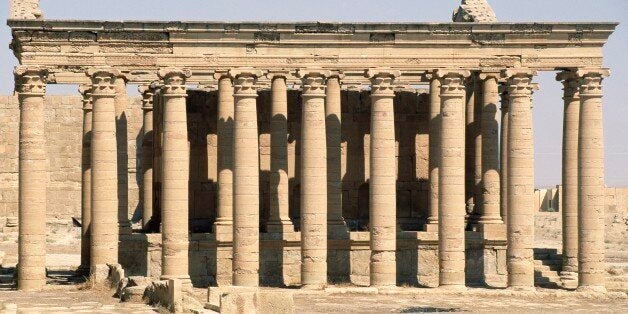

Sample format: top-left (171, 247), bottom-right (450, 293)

top-left (367, 68), bottom-right (401, 96)
top-left (157, 68), bottom-right (191, 96)
top-left (435, 69), bottom-right (471, 97)
top-left (138, 85), bottom-right (155, 110)
top-left (297, 69), bottom-right (331, 97)
top-left (78, 84), bottom-right (92, 111)
top-left (501, 69), bottom-right (537, 98)
top-left (556, 70), bottom-right (580, 100)
top-left (14, 66), bottom-right (48, 96)
top-left (86, 67), bottom-right (120, 97)
top-left (229, 68), bottom-right (263, 96)
top-left (576, 68), bottom-right (610, 98)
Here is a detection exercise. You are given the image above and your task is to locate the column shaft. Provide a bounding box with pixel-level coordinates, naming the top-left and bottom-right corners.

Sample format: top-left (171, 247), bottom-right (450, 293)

top-left (79, 85), bottom-right (92, 274)
top-left (436, 70), bottom-right (470, 288)
top-left (231, 69), bottom-right (262, 287)
top-left (499, 89), bottom-right (509, 224)
top-left (577, 68), bottom-right (609, 292)
top-left (267, 74), bottom-right (292, 233)
top-left (326, 76), bottom-right (347, 237)
top-left (140, 86), bottom-right (155, 231)
top-left (368, 69), bottom-right (399, 287)
top-left (88, 68), bottom-right (120, 281)
top-left (158, 69), bottom-right (191, 283)
top-left (478, 75), bottom-right (502, 224)
top-left (115, 78), bottom-right (131, 235)
top-left (214, 75), bottom-right (234, 236)
top-left (426, 77), bottom-right (441, 230)
top-left (16, 67), bottom-right (47, 291)
top-left (503, 69), bottom-right (536, 289)
top-left (298, 69), bottom-right (330, 288)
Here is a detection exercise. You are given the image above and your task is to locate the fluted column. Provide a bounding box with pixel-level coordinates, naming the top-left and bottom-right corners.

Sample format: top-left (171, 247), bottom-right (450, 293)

top-left (15, 66), bottom-right (48, 291)
top-left (158, 68), bottom-right (192, 284)
top-left (78, 84), bottom-right (92, 275)
top-left (425, 74), bottom-right (441, 231)
top-left (555, 70), bottom-right (580, 283)
top-left (478, 73), bottom-right (502, 226)
top-left (502, 69), bottom-right (536, 290)
top-left (436, 69), bottom-right (470, 288)
top-left (139, 85), bottom-right (155, 231)
top-left (214, 73), bottom-right (235, 239)
top-left (367, 69), bottom-right (400, 287)
top-left (230, 68), bottom-right (262, 287)
top-left (114, 77), bottom-right (131, 235)
top-left (576, 68), bottom-right (610, 292)
top-left (267, 71), bottom-right (293, 233)
top-left (298, 69), bottom-right (330, 288)
top-left (87, 67), bottom-right (120, 282)
top-left (326, 74), bottom-right (348, 238)
top-left (499, 87), bottom-right (509, 224)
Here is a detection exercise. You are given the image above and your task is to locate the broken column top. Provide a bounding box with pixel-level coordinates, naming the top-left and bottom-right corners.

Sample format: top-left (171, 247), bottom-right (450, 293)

top-left (9, 0), bottom-right (43, 20)
top-left (453, 0), bottom-right (497, 23)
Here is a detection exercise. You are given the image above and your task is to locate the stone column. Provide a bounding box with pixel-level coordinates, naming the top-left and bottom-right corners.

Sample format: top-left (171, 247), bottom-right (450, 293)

top-left (139, 85), bottom-right (155, 231)
top-left (499, 87), bottom-right (509, 224)
top-left (214, 73), bottom-right (235, 239)
top-left (298, 69), bottom-right (330, 288)
top-left (502, 69), bottom-right (536, 290)
top-left (114, 77), bottom-right (132, 235)
top-left (267, 72), bottom-right (293, 233)
top-left (478, 73), bottom-right (502, 226)
top-left (464, 75), bottom-right (478, 222)
top-left (87, 67), bottom-right (120, 282)
top-left (230, 68), bottom-right (263, 287)
top-left (425, 74), bottom-right (441, 232)
top-left (158, 68), bottom-right (192, 284)
top-left (78, 84), bottom-right (92, 275)
top-left (576, 68), bottom-right (610, 292)
top-left (15, 66), bottom-right (48, 291)
top-left (555, 70), bottom-right (580, 282)
top-left (367, 69), bottom-right (400, 287)
top-left (436, 69), bottom-right (470, 288)
top-left (326, 74), bottom-right (348, 238)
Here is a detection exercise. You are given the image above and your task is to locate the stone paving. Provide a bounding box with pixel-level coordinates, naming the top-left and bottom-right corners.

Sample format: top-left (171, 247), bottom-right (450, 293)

top-left (0, 290), bottom-right (158, 313)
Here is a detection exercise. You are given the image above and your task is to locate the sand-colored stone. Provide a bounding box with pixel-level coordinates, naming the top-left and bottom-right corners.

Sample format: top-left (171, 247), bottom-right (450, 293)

top-left (78, 84), bottom-right (92, 274)
top-left (556, 70), bottom-right (580, 281)
top-left (436, 69), bottom-right (470, 288)
top-left (576, 68), bottom-right (610, 292)
top-left (499, 87), bottom-right (509, 224)
top-left (298, 69), bottom-right (330, 288)
top-left (367, 69), bottom-right (400, 287)
top-left (139, 85), bottom-right (155, 231)
top-left (426, 75), bottom-right (441, 231)
top-left (214, 73), bottom-right (235, 238)
top-left (15, 66), bottom-right (47, 291)
top-left (158, 68), bottom-right (192, 284)
top-left (267, 72), bottom-right (293, 234)
top-left (231, 68), bottom-right (263, 287)
top-left (502, 68), bottom-right (537, 289)
top-left (326, 75), bottom-right (347, 238)
top-left (478, 73), bottom-right (502, 225)
top-left (87, 67), bottom-right (120, 282)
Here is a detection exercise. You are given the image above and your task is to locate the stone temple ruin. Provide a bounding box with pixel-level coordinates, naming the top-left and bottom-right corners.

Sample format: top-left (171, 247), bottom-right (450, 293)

top-left (1, 0), bottom-right (625, 312)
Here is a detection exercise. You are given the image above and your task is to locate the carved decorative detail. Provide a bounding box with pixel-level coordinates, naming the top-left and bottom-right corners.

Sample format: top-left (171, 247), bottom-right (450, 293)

top-left (501, 69), bottom-right (537, 98)
top-left (158, 68), bottom-right (191, 96)
top-left (510, 24), bottom-right (553, 34)
top-left (370, 33), bottom-right (395, 43)
top-left (78, 84), bottom-right (92, 111)
top-left (556, 70), bottom-right (580, 100)
top-left (229, 68), bottom-right (263, 96)
top-left (298, 69), bottom-right (331, 96)
top-left (435, 70), bottom-right (470, 97)
top-left (86, 67), bottom-right (120, 97)
top-left (295, 23), bottom-right (355, 34)
top-left (138, 85), bottom-right (155, 110)
top-left (452, 0), bottom-right (497, 23)
top-left (367, 68), bottom-right (401, 96)
top-left (471, 34), bottom-right (506, 46)
top-left (14, 66), bottom-right (48, 95)
top-left (576, 68), bottom-right (610, 98)
top-left (254, 32), bottom-right (280, 43)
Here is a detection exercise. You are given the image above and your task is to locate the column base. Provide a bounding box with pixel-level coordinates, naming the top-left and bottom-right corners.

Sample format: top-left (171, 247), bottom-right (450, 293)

top-left (76, 264), bottom-right (90, 276)
top-left (437, 284), bottom-right (467, 291)
top-left (478, 223), bottom-right (506, 240)
top-left (576, 285), bottom-right (606, 294)
top-left (266, 220), bottom-right (294, 234)
top-left (90, 264), bottom-right (110, 285)
top-left (119, 221), bottom-right (133, 235)
top-left (327, 221), bottom-right (349, 240)
top-left (477, 216), bottom-right (504, 225)
top-left (17, 278), bottom-right (46, 292)
top-left (213, 222), bottom-right (233, 242)
top-left (301, 284), bottom-right (326, 290)
top-left (423, 223), bottom-right (439, 233)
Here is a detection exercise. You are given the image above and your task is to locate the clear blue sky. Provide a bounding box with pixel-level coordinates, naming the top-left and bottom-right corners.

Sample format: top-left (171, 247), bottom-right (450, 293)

top-left (1, 0), bottom-right (626, 187)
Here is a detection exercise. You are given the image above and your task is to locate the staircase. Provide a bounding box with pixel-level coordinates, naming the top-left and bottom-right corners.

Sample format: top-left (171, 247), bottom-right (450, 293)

top-left (533, 248), bottom-right (563, 289)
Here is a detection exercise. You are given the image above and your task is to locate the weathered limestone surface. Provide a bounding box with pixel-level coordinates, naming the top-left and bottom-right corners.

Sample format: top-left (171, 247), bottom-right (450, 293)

top-left (78, 84), bottom-right (92, 274)
top-left (479, 73), bottom-right (502, 225)
top-left (426, 76), bottom-right (441, 231)
top-left (9, 0), bottom-right (42, 20)
top-left (214, 74), bottom-right (234, 238)
top-left (453, 0), bottom-right (498, 23)
top-left (499, 88), bottom-right (509, 224)
top-left (139, 85), bottom-right (155, 231)
top-left (326, 75), bottom-right (347, 238)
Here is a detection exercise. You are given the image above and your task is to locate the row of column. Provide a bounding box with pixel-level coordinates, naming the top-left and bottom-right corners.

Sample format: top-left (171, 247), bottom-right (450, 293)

top-left (14, 65), bottom-right (608, 292)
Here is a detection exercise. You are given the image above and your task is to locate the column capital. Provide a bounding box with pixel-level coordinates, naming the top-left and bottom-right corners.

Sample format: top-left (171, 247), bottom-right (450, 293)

top-left (158, 68), bottom-right (191, 96)
top-left (138, 85), bottom-right (155, 111)
top-left (434, 69), bottom-right (470, 97)
top-left (86, 67), bottom-right (120, 97)
top-left (367, 68), bottom-right (401, 96)
top-left (266, 70), bottom-right (291, 81)
top-left (501, 68), bottom-right (537, 98)
top-left (298, 68), bottom-right (331, 97)
top-left (229, 68), bottom-right (263, 96)
top-left (576, 68), bottom-right (610, 98)
top-left (479, 71), bottom-right (501, 82)
top-left (14, 66), bottom-right (48, 96)
top-left (78, 84), bottom-right (92, 111)
top-left (556, 70), bottom-right (581, 100)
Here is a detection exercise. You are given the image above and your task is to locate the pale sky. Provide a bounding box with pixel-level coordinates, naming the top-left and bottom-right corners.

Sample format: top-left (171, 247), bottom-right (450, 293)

top-left (1, 0), bottom-right (626, 187)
